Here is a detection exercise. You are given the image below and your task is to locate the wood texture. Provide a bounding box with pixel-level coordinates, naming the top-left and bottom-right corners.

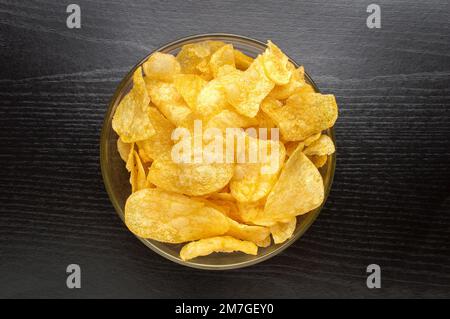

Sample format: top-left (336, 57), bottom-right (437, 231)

top-left (0, 0), bottom-right (449, 298)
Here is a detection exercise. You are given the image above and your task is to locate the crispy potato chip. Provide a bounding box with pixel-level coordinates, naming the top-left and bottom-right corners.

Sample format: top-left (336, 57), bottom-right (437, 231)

top-left (143, 52), bottom-right (181, 82)
top-left (208, 192), bottom-right (235, 202)
top-left (236, 200), bottom-right (265, 223)
top-left (148, 153), bottom-right (234, 196)
top-left (179, 236), bottom-right (257, 261)
top-left (146, 79), bottom-right (192, 126)
top-left (195, 79), bottom-right (229, 119)
top-left (219, 56), bottom-right (274, 118)
top-left (125, 143), bottom-right (135, 172)
top-left (297, 83), bottom-right (315, 95)
top-left (125, 188), bottom-right (229, 243)
top-left (117, 138), bottom-right (132, 162)
top-left (132, 151), bottom-right (148, 192)
top-left (136, 107), bottom-right (175, 162)
top-left (270, 217), bottom-right (296, 244)
top-left (176, 41), bottom-right (226, 80)
top-left (253, 148), bottom-right (324, 225)
top-left (256, 236), bottom-right (271, 247)
top-left (262, 41), bottom-right (291, 85)
top-left (285, 141), bottom-right (304, 157)
top-left (309, 155), bottom-right (328, 168)
top-left (209, 44), bottom-right (236, 77)
top-left (303, 132), bottom-right (321, 146)
top-left (173, 74), bottom-right (207, 110)
top-left (206, 109), bottom-right (258, 132)
top-left (112, 68), bottom-right (155, 142)
top-left (234, 49), bottom-right (254, 70)
top-left (262, 92), bottom-right (338, 141)
top-left (226, 218), bottom-right (270, 244)
top-left (269, 65), bottom-right (306, 100)
top-left (303, 134), bottom-right (335, 156)
top-left (255, 110), bottom-right (277, 130)
top-left (230, 137), bottom-right (286, 203)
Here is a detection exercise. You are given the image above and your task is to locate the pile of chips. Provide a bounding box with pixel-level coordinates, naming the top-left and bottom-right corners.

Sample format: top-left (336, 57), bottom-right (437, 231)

top-left (112, 40), bottom-right (338, 261)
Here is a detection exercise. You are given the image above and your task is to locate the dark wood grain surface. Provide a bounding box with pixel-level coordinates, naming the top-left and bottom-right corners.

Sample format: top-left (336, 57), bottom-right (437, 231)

top-left (0, 0), bottom-right (449, 298)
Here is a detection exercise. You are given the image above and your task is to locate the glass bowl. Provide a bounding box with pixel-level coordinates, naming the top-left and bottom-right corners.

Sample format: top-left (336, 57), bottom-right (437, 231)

top-left (100, 34), bottom-right (336, 270)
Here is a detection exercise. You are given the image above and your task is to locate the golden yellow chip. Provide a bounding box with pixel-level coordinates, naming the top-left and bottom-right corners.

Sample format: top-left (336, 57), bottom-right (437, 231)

top-left (148, 153), bottom-right (234, 196)
top-left (270, 217), bottom-right (296, 244)
top-left (173, 74), bottom-right (207, 110)
top-left (117, 138), bottom-right (132, 162)
top-left (143, 52), bottom-right (181, 82)
top-left (285, 141), bottom-right (304, 157)
top-left (146, 79), bottom-right (192, 126)
top-left (309, 155), bottom-right (328, 168)
top-left (303, 132), bottom-right (321, 146)
top-left (226, 218), bottom-right (270, 244)
top-left (209, 44), bottom-right (236, 78)
top-left (262, 92), bottom-right (338, 141)
top-left (219, 56), bottom-right (274, 118)
top-left (269, 65), bottom-right (305, 100)
top-left (262, 41), bottom-right (291, 85)
top-left (230, 137), bottom-right (286, 203)
top-left (253, 148), bottom-right (324, 225)
top-left (234, 49), bottom-right (254, 70)
top-left (195, 79), bottom-right (229, 119)
top-left (303, 134), bottom-right (335, 156)
top-left (112, 68), bottom-right (155, 142)
top-left (136, 107), bottom-right (175, 162)
top-left (132, 151), bottom-right (148, 193)
top-left (125, 188), bottom-right (229, 243)
top-left (236, 200), bottom-right (265, 223)
top-left (179, 236), bottom-right (258, 261)
top-left (256, 235), bottom-right (271, 247)
top-left (176, 41), bottom-right (226, 79)
top-left (206, 109), bottom-right (258, 132)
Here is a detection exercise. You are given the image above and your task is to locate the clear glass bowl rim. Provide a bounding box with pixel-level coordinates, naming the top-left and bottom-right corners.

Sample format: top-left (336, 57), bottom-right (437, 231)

top-left (100, 33), bottom-right (336, 270)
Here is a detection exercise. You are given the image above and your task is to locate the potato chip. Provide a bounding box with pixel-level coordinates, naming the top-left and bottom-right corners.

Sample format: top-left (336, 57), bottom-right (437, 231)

top-left (136, 107), bottom-right (175, 162)
top-left (230, 136), bottom-right (286, 203)
top-left (262, 41), bottom-right (291, 85)
top-left (117, 138), bottom-right (132, 162)
top-left (179, 236), bottom-right (258, 261)
top-left (173, 74), bottom-right (207, 110)
top-left (148, 153), bottom-right (234, 196)
top-left (146, 79), bottom-right (192, 126)
top-left (209, 44), bottom-right (236, 77)
top-left (234, 49), bottom-right (254, 70)
top-left (253, 148), bottom-right (324, 225)
top-left (206, 109), bottom-right (258, 132)
top-left (125, 188), bottom-right (229, 242)
top-left (194, 79), bottom-right (229, 119)
top-left (309, 155), bottom-right (328, 168)
top-left (303, 132), bottom-right (321, 146)
top-left (236, 200), bottom-right (265, 223)
top-left (112, 68), bottom-right (155, 142)
top-left (176, 41), bottom-right (226, 79)
top-left (219, 56), bottom-right (274, 118)
top-left (269, 65), bottom-right (306, 100)
top-left (208, 192), bottom-right (235, 202)
top-left (226, 218), bottom-right (270, 244)
top-left (270, 217), bottom-right (296, 244)
top-left (303, 134), bottom-right (335, 156)
top-left (132, 151), bottom-right (148, 192)
top-left (256, 236), bottom-right (271, 248)
top-left (262, 92), bottom-right (338, 141)
top-left (285, 141), bottom-right (304, 157)
top-left (143, 52), bottom-right (181, 82)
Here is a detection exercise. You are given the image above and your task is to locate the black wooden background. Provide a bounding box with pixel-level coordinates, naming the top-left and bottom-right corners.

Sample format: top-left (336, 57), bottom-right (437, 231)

top-left (0, 0), bottom-right (449, 298)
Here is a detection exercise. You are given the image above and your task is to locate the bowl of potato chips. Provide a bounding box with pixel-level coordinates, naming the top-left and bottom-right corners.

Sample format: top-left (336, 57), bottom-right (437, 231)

top-left (101, 34), bottom-right (338, 269)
